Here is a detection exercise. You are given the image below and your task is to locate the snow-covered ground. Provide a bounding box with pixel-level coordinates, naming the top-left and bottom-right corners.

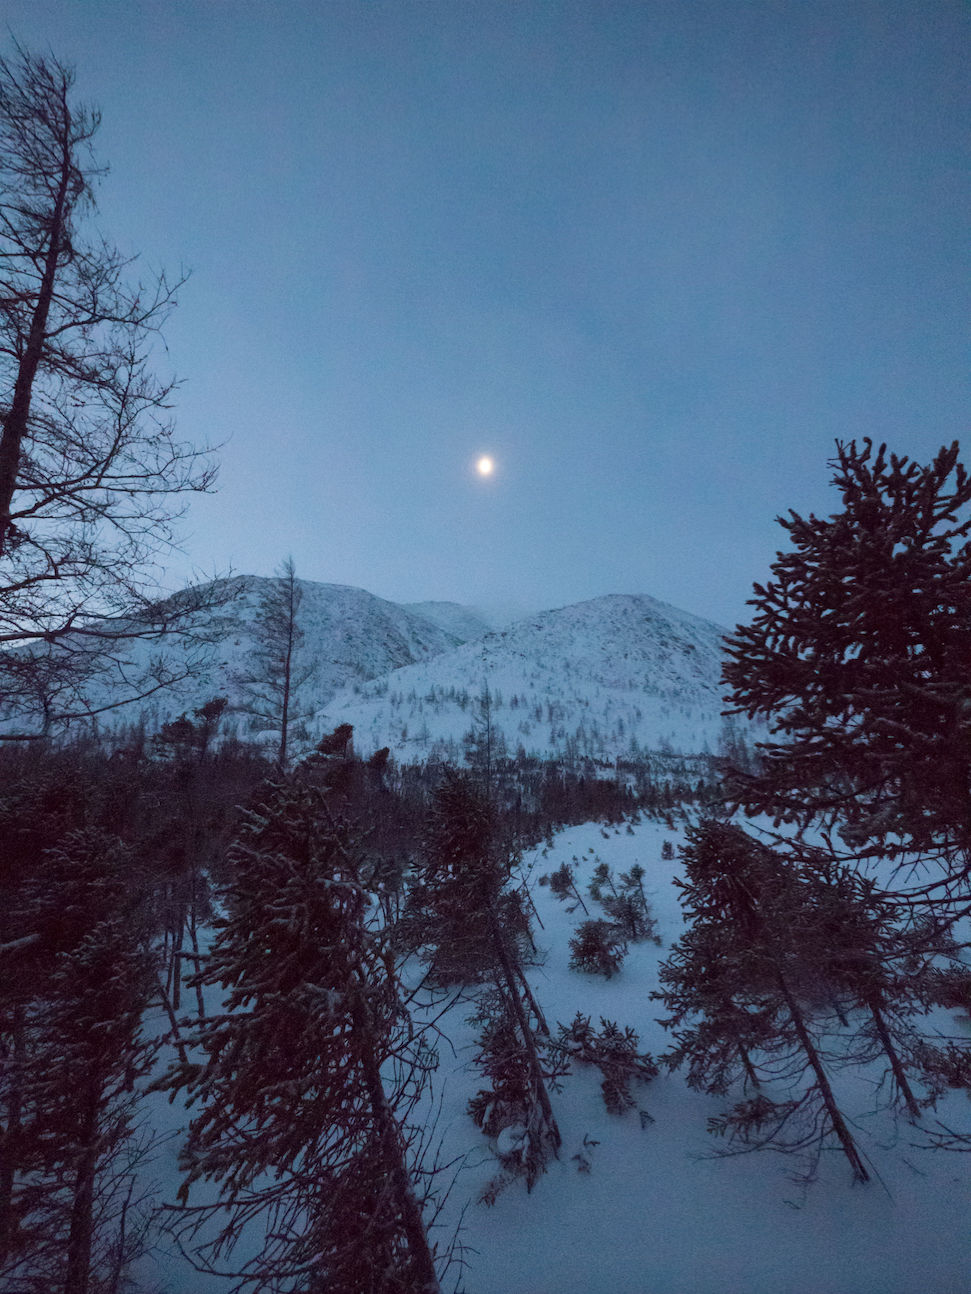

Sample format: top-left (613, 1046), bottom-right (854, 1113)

top-left (135, 817), bottom-right (971, 1294)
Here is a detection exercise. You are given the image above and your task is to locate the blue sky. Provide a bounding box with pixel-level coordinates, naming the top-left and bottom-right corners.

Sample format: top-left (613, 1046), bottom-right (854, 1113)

top-left (5, 1), bottom-right (968, 628)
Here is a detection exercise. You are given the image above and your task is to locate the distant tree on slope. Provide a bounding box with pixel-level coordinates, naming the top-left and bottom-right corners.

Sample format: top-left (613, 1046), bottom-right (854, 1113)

top-left (233, 558), bottom-right (317, 770)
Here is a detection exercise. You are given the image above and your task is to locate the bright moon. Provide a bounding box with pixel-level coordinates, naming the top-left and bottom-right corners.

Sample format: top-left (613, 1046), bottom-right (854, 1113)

top-left (477, 456), bottom-right (494, 476)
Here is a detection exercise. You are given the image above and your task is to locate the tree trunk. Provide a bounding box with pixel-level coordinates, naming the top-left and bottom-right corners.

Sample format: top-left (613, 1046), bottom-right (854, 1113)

top-left (0, 158), bottom-right (71, 558)
top-left (64, 1095), bottom-right (99, 1294)
top-left (486, 904), bottom-right (561, 1153)
top-left (350, 989), bottom-right (440, 1293)
top-left (739, 1043), bottom-right (761, 1091)
top-left (0, 1006), bottom-right (26, 1266)
top-left (777, 974), bottom-right (870, 1183)
top-left (516, 964), bottom-right (551, 1037)
top-left (866, 993), bottom-right (922, 1121)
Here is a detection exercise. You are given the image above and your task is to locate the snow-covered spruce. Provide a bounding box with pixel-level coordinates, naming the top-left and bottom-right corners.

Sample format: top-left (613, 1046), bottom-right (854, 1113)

top-left (154, 781), bottom-right (441, 1293)
top-left (404, 770), bottom-right (562, 1199)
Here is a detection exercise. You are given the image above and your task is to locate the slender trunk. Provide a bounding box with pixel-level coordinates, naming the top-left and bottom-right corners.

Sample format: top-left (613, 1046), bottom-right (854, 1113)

top-left (570, 880), bottom-right (590, 915)
top-left (515, 964), bottom-right (551, 1038)
top-left (278, 572), bottom-right (296, 770)
top-left (64, 1093), bottom-right (99, 1294)
top-left (155, 972), bottom-right (188, 1066)
top-left (486, 904), bottom-right (561, 1152)
top-left (777, 974), bottom-right (870, 1183)
top-left (107, 1179), bottom-right (135, 1294)
top-left (0, 161), bottom-right (72, 558)
top-left (189, 912), bottom-right (206, 1023)
top-left (739, 1043), bottom-right (761, 1091)
top-left (866, 993), bottom-right (922, 1121)
top-left (171, 911), bottom-right (184, 1013)
top-left (0, 1006), bottom-right (26, 1265)
top-left (522, 882), bottom-right (545, 931)
top-left (350, 992), bottom-right (440, 1293)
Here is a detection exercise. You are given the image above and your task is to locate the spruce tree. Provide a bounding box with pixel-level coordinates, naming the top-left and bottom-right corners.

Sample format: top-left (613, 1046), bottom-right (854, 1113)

top-left (407, 771), bottom-right (560, 1194)
top-left (655, 822), bottom-right (872, 1183)
top-left (723, 439), bottom-right (971, 910)
top-left (158, 780), bottom-right (440, 1293)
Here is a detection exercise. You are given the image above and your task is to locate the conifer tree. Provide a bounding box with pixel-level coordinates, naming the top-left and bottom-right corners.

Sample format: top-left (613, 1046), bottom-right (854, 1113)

top-left (555, 1012), bottom-right (658, 1115)
top-left (407, 771), bottom-right (560, 1193)
top-left (462, 682), bottom-right (506, 801)
top-left (568, 919), bottom-right (628, 979)
top-left (655, 822), bottom-right (872, 1182)
top-left (589, 861), bottom-right (659, 943)
top-left (723, 439), bottom-right (971, 910)
top-left (158, 780), bottom-right (440, 1293)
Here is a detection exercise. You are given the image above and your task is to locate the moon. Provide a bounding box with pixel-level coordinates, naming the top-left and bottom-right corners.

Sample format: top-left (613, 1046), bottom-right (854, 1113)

top-left (476, 456), bottom-right (494, 476)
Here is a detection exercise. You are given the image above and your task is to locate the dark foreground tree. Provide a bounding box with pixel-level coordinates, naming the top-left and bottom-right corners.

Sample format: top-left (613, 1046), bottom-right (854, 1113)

top-left (157, 781), bottom-right (441, 1293)
top-left (0, 829), bottom-right (157, 1292)
top-left (0, 44), bottom-right (223, 737)
top-left (723, 439), bottom-right (971, 911)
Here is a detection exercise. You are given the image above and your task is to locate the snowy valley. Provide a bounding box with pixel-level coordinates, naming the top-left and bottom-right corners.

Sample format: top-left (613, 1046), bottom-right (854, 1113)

top-left (134, 816), bottom-right (971, 1294)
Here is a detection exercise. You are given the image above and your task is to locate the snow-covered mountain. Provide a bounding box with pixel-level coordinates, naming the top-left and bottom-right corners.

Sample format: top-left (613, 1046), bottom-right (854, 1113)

top-left (319, 593), bottom-right (736, 762)
top-left (400, 601), bottom-right (495, 642)
top-left (36, 577), bottom-right (465, 735)
top-left (7, 579), bottom-right (748, 759)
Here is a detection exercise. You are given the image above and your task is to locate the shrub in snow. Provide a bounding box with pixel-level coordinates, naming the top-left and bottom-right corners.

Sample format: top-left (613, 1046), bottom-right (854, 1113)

top-left (568, 919), bottom-right (628, 979)
top-left (556, 1012), bottom-right (659, 1115)
top-left (589, 862), bottom-right (660, 944)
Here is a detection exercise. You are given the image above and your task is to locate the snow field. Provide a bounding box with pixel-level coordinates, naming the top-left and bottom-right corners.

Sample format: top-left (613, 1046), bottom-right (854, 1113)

top-left (133, 818), bottom-right (971, 1293)
top-left (417, 820), bottom-right (971, 1294)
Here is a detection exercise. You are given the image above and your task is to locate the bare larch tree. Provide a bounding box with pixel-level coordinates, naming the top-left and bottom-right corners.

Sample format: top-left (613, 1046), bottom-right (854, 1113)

top-left (0, 43), bottom-right (226, 738)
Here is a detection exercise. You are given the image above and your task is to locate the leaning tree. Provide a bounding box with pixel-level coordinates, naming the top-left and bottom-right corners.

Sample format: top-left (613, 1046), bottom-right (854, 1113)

top-left (157, 780), bottom-right (441, 1293)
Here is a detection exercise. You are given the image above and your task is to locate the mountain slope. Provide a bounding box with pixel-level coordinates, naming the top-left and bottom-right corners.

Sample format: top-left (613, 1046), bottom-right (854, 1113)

top-left (400, 601), bottom-right (495, 642)
top-left (22, 577), bottom-right (464, 735)
top-left (320, 593), bottom-right (736, 761)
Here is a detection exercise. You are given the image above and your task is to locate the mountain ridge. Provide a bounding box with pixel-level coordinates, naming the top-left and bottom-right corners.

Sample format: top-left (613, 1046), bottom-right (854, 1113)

top-left (320, 592), bottom-right (736, 762)
top-left (2, 579), bottom-right (745, 760)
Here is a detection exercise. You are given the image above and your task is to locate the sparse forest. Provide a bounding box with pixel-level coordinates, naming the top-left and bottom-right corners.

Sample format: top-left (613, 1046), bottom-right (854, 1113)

top-left (0, 36), bottom-right (969, 1294)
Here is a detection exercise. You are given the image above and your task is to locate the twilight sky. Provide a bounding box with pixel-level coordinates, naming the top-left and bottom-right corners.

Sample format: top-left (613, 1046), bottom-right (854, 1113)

top-left (5, 1), bottom-right (969, 629)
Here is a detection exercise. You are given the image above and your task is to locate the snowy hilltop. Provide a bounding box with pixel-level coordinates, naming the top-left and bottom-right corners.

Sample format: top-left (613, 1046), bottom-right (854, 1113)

top-left (22, 577), bottom-right (465, 738)
top-left (319, 593), bottom-right (736, 761)
top-left (4, 578), bottom-right (748, 761)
